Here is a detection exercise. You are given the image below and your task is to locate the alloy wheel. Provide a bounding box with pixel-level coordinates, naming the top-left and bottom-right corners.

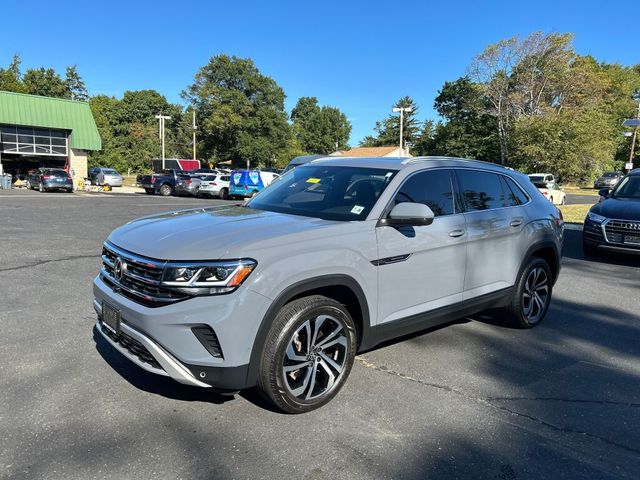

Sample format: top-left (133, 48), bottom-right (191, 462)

top-left (522, 266), bottom-right (549, 324)
top-left (282, 314), bottom-right (349, 400)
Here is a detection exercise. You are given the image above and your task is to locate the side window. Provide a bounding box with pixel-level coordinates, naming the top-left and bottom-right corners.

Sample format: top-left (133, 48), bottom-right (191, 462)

top-left (456, 170), bottom-right (507, 211)
top-left (501, 176), bottom-right (529, 206)
top-left (394, 170), bottom-right (454, 216)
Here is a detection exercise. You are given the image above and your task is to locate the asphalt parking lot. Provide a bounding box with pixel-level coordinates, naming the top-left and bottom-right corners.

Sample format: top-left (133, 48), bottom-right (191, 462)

top-left (1, 190), bottom-right (639, 480)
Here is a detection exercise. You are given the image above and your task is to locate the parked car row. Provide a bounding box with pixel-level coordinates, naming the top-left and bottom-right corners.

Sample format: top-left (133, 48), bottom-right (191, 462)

top-left (136, 168), bottom-right (279, 199)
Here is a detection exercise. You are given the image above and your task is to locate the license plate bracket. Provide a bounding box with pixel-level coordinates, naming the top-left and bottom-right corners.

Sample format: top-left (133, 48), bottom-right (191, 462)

top-left (101, 302), bottom-right (121, 334)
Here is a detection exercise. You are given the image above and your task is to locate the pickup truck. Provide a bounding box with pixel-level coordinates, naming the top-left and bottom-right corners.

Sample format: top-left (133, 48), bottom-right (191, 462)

top-left (136, 169), bottom-right (191, 196)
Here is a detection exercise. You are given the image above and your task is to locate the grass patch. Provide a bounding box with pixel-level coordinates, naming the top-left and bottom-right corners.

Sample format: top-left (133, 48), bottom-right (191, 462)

top-left (559, 204), bottom-right (591, 223)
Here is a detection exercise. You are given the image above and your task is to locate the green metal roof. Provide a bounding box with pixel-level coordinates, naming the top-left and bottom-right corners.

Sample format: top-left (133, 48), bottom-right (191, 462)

top-left (0, 91), bottom-right (101, 151)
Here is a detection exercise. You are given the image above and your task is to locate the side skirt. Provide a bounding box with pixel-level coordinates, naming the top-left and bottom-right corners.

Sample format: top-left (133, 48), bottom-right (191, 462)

top-left (366, 287), bottom-right (513, 348)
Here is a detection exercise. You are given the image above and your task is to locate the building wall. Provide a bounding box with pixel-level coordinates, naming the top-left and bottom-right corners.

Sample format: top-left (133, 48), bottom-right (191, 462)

top-left (69, 148), bottom-right (88, 185)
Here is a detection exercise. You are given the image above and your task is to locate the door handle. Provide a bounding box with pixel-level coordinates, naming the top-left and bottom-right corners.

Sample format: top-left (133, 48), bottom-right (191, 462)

top-left (510, 219), bottom-right (523, 227)
top-left (449, 229), bottom-right (465, 238)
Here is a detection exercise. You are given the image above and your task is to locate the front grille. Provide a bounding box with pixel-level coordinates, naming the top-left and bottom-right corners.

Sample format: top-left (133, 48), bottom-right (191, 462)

top-left (100, 242), bottom-right (189, 307)
top-left (100, 323), bottom-right (162, 370)
top-left (604, 219), bottom-right (640, 245)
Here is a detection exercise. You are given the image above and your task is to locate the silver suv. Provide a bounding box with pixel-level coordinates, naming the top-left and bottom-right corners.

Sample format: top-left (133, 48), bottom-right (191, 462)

top-left (94, 157), bottom-right (564, 413)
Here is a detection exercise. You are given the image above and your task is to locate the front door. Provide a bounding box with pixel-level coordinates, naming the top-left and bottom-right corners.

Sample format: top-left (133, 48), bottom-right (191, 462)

top-left (375, 169), bottom-right (467, 325)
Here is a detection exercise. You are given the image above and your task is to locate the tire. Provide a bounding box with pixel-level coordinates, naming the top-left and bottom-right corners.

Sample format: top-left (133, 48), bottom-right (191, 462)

top-left (159, 184), bottom-right (173, 196)
top-left (145, 188), bottom-right (155, 195)
top-left (258, 295), bottom-right (357, 414)
top-left (582, 238), bottom-right (598, 257)
top-left (502, 257), bottom-right (552, 328)
top-left (251, 190), bottom-right (259, 198)
top-left (561, 195), bottom-right (566, 205)
top-left (39, 183), bottom-right (45, 193)
top-left (220, 187), bottom-right (229, 200)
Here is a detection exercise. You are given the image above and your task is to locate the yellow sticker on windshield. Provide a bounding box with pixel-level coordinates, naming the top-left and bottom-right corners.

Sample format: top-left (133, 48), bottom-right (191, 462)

top-left (306, 177), bottom-right (321, 184)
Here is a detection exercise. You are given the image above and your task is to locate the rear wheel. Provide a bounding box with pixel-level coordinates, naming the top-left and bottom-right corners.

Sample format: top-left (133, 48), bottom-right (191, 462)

top-left (159, 184), bottom-right (173, 196)
top-left (258, 295), bottom-right (357, 413)
top-left (220, 187), bottom-right (229, 200)
top-left (503, 257), bottom-right (552, 328)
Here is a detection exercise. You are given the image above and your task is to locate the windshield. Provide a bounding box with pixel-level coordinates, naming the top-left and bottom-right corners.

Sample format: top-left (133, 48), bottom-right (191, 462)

top-left (528, 175), bottom-right (545, 183)
top-left (103, 169), bottom-right (118, 174)
top-left (602, 172), bottom-right (619, 177)
top-left (612, 176), bottom-right (640, 199)
top-left (247, 165), bottom-right (398, 221)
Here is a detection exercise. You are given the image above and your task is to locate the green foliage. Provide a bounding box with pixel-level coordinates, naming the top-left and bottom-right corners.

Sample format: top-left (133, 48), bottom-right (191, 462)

top-left (182, 54), bottom-right (293, 167)
top-left (360, 96), bottom-right (420, 148)
top-left (88, 91), bottom-right (184, 174)
top-left (291, 96), bottom-right (351, 154)
top-left (0, 56), bottom-right (91, 102)
top-left (65, 66), bottom-right (89, 102)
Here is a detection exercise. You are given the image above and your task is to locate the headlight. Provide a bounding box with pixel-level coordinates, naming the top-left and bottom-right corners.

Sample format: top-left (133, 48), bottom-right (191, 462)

top-left (161, 259), bottom-right (257, 296)
top-left (586, 212), bottom-right (607, 224)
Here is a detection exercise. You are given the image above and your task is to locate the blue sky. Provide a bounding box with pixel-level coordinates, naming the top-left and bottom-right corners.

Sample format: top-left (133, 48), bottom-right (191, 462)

top-left (2, 0), bottom-right (636, 144)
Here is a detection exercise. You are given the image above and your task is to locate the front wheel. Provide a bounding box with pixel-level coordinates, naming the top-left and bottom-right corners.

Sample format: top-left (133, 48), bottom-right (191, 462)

top-left (502, 257), bottom-right (552, 328)
top-left (145, 188), bottom-right (155, 195)
top-left (258, 295), bottom-right (357, 414)
top-left (159, 184), bottom-right (173, 196)
top-left (582, 238), bottom-right (598, 257)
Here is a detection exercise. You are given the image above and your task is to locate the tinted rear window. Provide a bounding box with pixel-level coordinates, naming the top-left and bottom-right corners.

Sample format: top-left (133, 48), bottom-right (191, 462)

top-left (393, 170), bottom-right (455, 216)
top-left (457, 170), bottom-right (507, 211)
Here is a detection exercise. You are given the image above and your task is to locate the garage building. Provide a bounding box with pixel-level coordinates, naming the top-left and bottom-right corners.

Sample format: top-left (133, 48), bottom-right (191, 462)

top-left (0, 91), bottom-right (101, 184)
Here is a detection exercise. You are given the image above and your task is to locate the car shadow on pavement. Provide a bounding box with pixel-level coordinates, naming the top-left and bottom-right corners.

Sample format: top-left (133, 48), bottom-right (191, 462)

top-left (562, 229), bottom-right (640, 268)
top-left (93, 326), bottom-right (233, 405)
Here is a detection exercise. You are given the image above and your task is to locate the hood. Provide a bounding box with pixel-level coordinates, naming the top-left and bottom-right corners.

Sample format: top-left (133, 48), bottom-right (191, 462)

top-left (107, 205), bottom-right (339, 260)
top-left (590, 197), bottom-right (640, 221)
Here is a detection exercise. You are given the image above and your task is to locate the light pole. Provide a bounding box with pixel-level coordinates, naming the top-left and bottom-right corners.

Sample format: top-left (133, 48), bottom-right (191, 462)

top-left (392, 106), bottom-right (413, 155)
top-left (155, 114), bottom-right (171, 170)
top-left (192, 110), bottom-right (197, 162)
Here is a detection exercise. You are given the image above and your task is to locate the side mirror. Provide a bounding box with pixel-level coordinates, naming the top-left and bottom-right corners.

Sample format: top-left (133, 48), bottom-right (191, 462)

top-left (598, 188), bottom-right (610, 198)
top-left (381, 202), bottom-right (435, 227)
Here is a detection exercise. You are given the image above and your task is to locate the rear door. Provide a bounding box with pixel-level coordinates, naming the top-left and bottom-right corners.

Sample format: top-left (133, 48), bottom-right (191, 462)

top-left (455, 169), bottom-right (528, 299)
top-left (376, 169), bottom-right (467, 325)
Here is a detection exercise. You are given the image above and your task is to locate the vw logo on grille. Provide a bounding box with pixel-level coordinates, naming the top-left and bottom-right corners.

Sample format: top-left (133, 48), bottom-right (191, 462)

top-left (623, 222), bottom-right (640, 230)
top-left (113, 257), bottom-right (126, 281)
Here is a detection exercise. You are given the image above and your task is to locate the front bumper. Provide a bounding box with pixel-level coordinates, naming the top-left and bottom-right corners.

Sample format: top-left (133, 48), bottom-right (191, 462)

top-left (583, 218), bottom-right (640, 253)
top-left (93, 275), bottom-right (270, 389)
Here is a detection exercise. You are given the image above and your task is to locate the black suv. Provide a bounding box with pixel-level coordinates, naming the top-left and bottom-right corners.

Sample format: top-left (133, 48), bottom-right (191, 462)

top-left (583, 169), bottom-right (640, 255)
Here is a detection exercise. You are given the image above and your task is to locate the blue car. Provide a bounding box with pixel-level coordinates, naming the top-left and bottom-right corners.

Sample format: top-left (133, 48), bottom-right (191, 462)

top-left (229, 169), bottom-right (279, 198)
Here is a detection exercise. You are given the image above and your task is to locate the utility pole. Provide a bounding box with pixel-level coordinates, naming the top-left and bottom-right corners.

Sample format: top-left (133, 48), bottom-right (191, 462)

top-left (155, 114), bottom-right (171, 170)
top-left (192, 110), bottom-right (197, 162)
top-left (625, 101), bottom-right (640, 171)
top-left (392, 106), bottom-right (413, 156)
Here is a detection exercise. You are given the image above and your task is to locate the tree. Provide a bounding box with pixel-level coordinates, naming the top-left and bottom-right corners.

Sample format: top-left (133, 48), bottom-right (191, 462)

top-left (291, 96), bottom-right (351, 154)
top-left (182, 54), bottom-right (293, 166)
top-left (425, 77), bottom-right (499, 161)
top-left (22, 68), bottom-right (68, 98)
top-left (361, 96), bottom-right (420, 149)
top-left (0, 54), bottom-right (26, 93)
top-left (65, 65), bottom-right (89, 101)
top-left (88, 90), bottom-right (184, 174)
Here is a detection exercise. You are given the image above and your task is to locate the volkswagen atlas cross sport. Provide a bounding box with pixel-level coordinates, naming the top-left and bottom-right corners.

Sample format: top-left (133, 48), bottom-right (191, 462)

top-left (94, 156), bottom-right (564, 413)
